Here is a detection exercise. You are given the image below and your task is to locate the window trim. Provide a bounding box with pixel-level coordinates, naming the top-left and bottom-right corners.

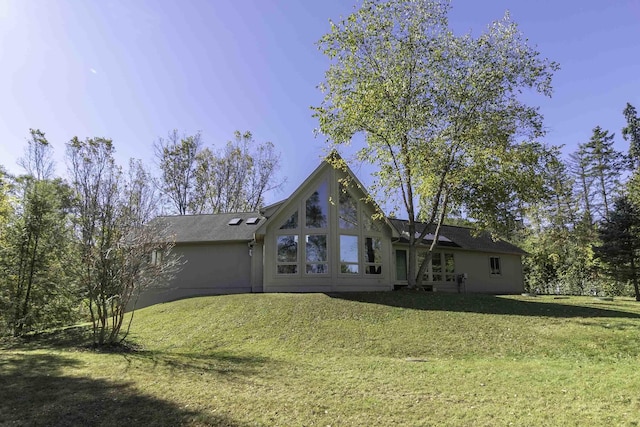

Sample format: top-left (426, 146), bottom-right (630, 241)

top-left (276, 234), bottom-right (299, 275)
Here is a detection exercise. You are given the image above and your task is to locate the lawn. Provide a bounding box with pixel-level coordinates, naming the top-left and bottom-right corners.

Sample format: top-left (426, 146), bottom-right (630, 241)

top-left (2, 292), bottom-right (640, 426)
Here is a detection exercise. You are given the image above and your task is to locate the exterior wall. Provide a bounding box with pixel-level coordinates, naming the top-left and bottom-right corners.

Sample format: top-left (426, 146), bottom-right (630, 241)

top-left (454, 251), bottom-right (524, 294)
top-left (392, 245), bottom-right (524, 294)
top-left (262, 166), bottom-right (394, 293)
top-left (136, 241), bottom-right (252, 308)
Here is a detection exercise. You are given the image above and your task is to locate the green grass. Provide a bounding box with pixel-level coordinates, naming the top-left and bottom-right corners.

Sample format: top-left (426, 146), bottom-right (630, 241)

top-left (2, 292), bottom-right (640, 426)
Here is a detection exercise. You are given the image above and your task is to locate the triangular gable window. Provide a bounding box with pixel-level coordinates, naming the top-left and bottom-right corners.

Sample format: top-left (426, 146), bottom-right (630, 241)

top-left (280, 211), bottom-right (298, 229)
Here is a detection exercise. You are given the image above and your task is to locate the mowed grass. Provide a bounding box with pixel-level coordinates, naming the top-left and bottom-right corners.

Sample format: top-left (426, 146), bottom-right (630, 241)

top-left (2, 293), bottom-right (640, 426)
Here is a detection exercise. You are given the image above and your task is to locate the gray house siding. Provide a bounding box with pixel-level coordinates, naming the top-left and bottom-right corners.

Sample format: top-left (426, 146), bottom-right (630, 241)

top-left (391, 245), bottom-right (524, 294)
top-left (135, 241), bottom-right (252, 308)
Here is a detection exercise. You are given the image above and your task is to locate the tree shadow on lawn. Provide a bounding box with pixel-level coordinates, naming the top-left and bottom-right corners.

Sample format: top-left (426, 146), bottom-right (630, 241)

top-left (124, 348), bottom-right (276, 380)
top-left (327, 291), bottom-right (640, 319)
top-left (0, 351), bottom-right (252, 427)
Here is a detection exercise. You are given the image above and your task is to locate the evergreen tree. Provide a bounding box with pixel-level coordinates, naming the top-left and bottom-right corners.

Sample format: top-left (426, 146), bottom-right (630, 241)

top-left (623, 103), bottom-right (640, 167)
top-left (583, 126), bottom-right (625, 220)
top-left (596, 196), bottom-right (640, 300)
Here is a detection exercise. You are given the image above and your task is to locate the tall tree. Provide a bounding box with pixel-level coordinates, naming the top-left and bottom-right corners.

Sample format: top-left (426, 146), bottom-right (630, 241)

top-left (154, 130), bottom-right (202, 215)
top-left (67, 137), bottom-right (179, 345)
top-left (17, 129), bottom-right (55, 180)
top-left (582, 126), bottom-right (624, 220)
top-left (623, 103), bottom-right (640, 167)
top-left (596, 196), bottom-right (640, 301)
top-left (191, 131), bottom-right (282, 214)
top-left (1, 131), bottom-right (79, 336)
top-left (314, 0), bottom-right (558, 288)
top-left (568, 146), bottom-right (595, 225)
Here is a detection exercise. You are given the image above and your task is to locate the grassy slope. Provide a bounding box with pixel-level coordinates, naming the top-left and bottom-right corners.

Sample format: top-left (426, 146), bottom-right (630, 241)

top-left (2, 293), bottom-right (640, 426)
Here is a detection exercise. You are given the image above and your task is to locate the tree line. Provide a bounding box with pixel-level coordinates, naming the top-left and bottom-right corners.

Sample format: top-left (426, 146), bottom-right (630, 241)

top-left (519, 103), bottom-right (640, 300)
top-left (0, 129), bottom-right (281, 343)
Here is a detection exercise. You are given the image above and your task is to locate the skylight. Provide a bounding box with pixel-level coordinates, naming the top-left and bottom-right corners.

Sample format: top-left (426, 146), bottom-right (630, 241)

top-left (246, 217), bottom-right (260, 225)
top-left (228, 218), bottom-right (242, 226)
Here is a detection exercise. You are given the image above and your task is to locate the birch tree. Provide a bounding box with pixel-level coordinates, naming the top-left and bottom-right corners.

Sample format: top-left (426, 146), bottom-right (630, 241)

top-left (314, 0), bottom-right (559, 288)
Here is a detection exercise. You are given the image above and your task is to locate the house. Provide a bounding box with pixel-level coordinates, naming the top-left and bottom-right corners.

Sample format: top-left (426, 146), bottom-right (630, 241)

top-left (137, 154), bottom-right (526, 308)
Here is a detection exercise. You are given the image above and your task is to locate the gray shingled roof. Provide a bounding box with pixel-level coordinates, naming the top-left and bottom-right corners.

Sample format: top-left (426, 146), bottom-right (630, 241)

top-left (389, 219), bottom-right (527, 255)
top-left (154, 212), bottom-right (264, 243)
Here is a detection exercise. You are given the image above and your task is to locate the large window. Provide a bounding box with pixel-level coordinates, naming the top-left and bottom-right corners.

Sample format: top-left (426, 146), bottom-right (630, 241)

top-left (444, 253), bottom-right (455, 282)
top-left (306, 234), bottom-right (328, 274)
top-left (277, 235), bottom-right (298, 274)
top-left (340, 235), bottom-right (359, 274)
top-left (306, 181), bottom-right (328, 228)
top-left (364, 237), bottom-right (382, 274)
top-left (417, 251), bottom-right (455, 282)
top-left (274, 177), bottom-right (386, 279)
top-left (339, 185), bottom-right (358, 229)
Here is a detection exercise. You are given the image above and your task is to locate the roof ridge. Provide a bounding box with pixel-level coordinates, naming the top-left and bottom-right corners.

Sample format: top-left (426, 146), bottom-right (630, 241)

top-left (156, 211), bottom-right (262, 219)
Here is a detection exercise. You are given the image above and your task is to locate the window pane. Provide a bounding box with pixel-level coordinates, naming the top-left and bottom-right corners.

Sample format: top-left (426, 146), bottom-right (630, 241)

top-left (341, 264), bottom-right (359, 274)
top-left (445, 253), bottom-right (455, 273)
top-left (364, 237), bottom-right (382, 263)
top-left (396, 250), bottom-right (407, 281)
top-left (432, 253), bottom-right (442, 272)
top-left (277, 265), bottom-right (298, 274)
top-left (277, 235), bottom-right (298, 262)
top-left (306, 235), bottom-right (327, 262)
top-left (280, 211), bottom-right (298, 229)
top-left (432, 254), bottom-right (442, 281)
top-left (490, 257), bottom-right (501, 275)
top-left (366, 265), bottom-right (382, 275)
top-left (306, 181), bottom-right (328, 228)
top-left (362, 211), bottom-right (381, 232)
top-left (339, 187), bottom-right (358, 229)
top-left (340, 235), bottom-right (358, 263)
top-left (306, 263), bottom-right (328, 274)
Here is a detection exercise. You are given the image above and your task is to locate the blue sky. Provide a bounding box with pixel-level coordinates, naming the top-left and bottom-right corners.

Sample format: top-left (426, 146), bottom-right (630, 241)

top-left (1, 0), bottom-right (639, 206)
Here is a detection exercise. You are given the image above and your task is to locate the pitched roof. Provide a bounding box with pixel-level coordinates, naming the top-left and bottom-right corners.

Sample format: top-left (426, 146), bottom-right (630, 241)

top-left (389, 219), bottom-right (527, 255)
top-left (154, 212), bottom-right (264, 243)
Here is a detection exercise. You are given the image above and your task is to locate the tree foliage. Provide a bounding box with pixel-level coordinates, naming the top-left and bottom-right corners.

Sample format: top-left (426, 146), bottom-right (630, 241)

top-left (156, 130), bottom-right (282, 215)
top-left (192, 131), bottom-right (282, 214)
top-left (0, 131), bottom-right (80, 336)
top-left (623, 103), bottom-right (640, 167)
top-left (154, 130), bottom-right (203, 215)
top-left (314, 0), bottom-right (558, 287)
top-left (596, 196), bottom-right (640, 301)
top-left (581, 126), bottom-right (625, 220)
top-left (67, 137), bottom-right (179, 345)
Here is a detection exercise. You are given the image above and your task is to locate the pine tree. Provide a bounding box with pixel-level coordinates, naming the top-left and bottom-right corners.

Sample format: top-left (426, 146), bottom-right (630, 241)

top-left (596, 196), bottom-right (640, 300)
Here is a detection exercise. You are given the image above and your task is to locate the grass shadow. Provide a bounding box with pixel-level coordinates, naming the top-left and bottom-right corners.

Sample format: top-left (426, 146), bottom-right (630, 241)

top-left (327, 291), bottom-right (640, 319)
top-left (125, 349), bottom-right (276, 379)
top-left (0, 352), bottom-right (250, 426)
top-left (0, 325), bottom-right (93, 351)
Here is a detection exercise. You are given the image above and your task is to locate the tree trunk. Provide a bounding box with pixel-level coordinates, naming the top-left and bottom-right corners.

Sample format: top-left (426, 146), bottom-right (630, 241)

top-left (631, 255), bottom-right (640, 302)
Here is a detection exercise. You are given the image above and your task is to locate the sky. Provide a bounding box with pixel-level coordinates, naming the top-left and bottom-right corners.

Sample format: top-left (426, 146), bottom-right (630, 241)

top-left (1, 0), bottom-right (639, 207)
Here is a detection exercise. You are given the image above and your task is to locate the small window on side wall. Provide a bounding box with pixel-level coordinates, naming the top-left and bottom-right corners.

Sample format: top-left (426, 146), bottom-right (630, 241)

top-left (490, 257), bottom-right (501, 275)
